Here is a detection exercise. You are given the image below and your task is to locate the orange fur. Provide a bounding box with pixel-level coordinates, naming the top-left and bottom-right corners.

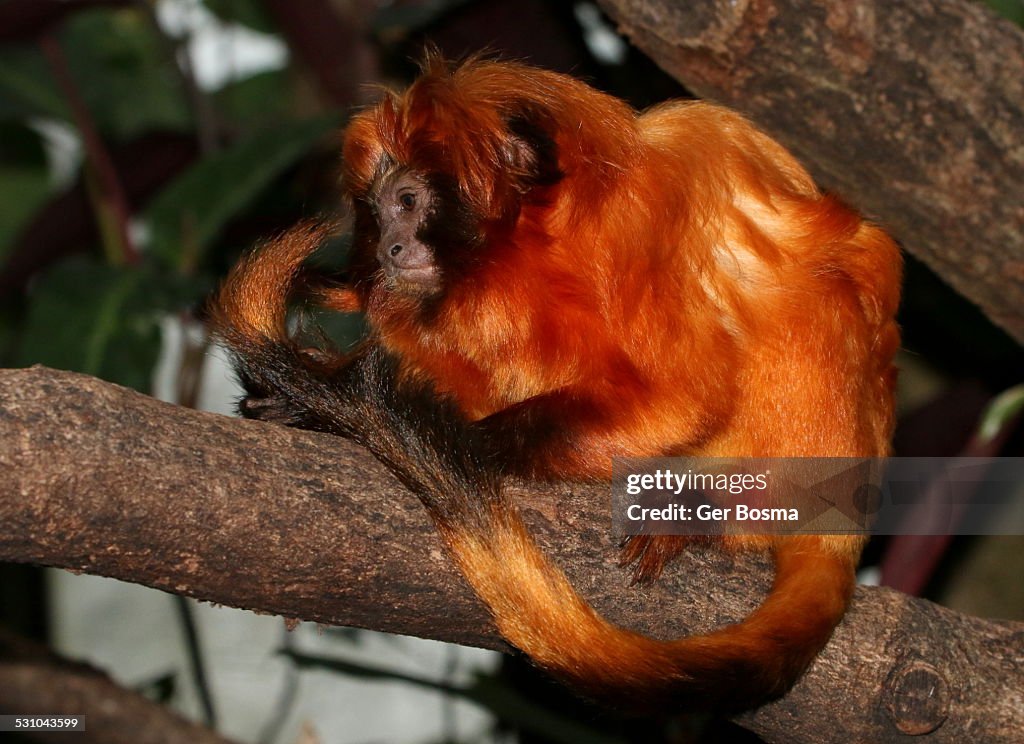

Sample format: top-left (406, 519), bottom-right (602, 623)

top-left (215, 55), bottom-right (901, 713)
top-left (339, 59), bottom-right (898, 469)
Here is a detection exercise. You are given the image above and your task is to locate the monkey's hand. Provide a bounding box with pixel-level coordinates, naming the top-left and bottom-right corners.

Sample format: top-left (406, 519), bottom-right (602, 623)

top-left (228, 339), bottom-right (360, 433)
top-left (237, 389), bottom-right (302, 425)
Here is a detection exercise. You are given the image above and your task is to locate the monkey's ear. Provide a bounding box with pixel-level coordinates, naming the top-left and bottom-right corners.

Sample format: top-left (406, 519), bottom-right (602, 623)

top-left (503, 110), bottom-right (563, 193)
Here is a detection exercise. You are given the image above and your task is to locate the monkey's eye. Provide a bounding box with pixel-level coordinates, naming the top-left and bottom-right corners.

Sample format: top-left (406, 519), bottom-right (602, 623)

top-left (398, 192), bottom-right (416, 210)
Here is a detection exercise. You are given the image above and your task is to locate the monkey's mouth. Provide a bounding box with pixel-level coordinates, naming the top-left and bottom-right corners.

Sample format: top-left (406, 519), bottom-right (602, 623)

top-left (381, 264), bottom-right (441, 294)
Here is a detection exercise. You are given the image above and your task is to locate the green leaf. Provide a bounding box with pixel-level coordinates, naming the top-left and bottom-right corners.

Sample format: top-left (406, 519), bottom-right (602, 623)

top-left (201, 0), bottom-right (276, 33)
top-left (144, 114), bottom-right (340, 269)
top-left (977, 384), bottom-right (1024, 444)
top-left (0, 123), bottom-right (52, 259)
top-left (15, 258), bottom-right (210, 392)
top-left (214, 69), bottom-right (293, 131)
top-left (0, 8), bottom-right (193, 139)
top-left (58, 7), bottom-right (192, 140)
top-left (0, 46), bottom-right (69, 121)
top-left (984, 0), bottom-right (1024, 25)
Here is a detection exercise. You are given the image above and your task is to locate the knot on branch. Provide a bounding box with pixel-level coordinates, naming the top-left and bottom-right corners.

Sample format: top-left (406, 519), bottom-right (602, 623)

top-left (882, 659), bottom-right (950, 735)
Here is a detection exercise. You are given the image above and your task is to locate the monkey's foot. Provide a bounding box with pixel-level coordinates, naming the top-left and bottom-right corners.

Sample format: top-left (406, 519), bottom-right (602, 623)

top-left (619, 534), bottom-right (694, 584)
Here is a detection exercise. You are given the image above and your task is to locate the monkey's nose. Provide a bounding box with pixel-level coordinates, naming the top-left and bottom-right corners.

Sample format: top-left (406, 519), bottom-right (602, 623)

top-left (389, 244), bottom-right (404, 257)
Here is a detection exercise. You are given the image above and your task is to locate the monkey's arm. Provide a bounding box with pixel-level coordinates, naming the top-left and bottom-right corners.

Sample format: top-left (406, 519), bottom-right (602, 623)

top-left (471, 390), bottom-right (616, 480)
top-left (231, 344), bottom-right (571, 467)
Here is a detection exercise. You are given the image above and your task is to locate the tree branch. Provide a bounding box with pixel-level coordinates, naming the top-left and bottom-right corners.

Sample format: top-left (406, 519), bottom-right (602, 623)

top-left (1, 367), bottom-right (1022, 743)
top-left (595, 0), bottom-right (1024, 344)
top-left (0, 629), bottom-right (239, 744)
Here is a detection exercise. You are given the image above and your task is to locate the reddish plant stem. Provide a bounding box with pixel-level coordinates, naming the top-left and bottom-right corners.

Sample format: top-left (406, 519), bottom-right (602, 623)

top-left (39, 33), bottom-right (140, 266)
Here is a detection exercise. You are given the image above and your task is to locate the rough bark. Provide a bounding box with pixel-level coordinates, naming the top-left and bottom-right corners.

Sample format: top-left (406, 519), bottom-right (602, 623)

top-left (595, 0), bottom-right (1024, 344)
top-left (1, 367), bottom-right (1022, 742)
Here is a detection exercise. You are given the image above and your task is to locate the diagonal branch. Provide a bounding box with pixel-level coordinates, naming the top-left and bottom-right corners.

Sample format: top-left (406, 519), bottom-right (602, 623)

top-left (1, 366), bottom-right (1021, 743)
top-left (0, 629), bottom-right (239, 744)
top-left (595, 0), bottom-right (1024, 345)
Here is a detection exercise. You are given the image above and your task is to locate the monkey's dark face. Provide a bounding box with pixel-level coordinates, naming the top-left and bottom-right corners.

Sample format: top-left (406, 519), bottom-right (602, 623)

top-left (345, 102), bottom-right (564, 309)
top-left (361, 166), bottom-right (487, 304)
top-left (370, 170), bottom-right (440, 296)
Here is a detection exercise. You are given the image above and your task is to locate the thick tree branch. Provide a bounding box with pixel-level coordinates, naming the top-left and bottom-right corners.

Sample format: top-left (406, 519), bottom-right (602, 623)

top-left (596, 0), bottom-right (1024, 344)
top-left (1, 367), bottom-right (1022, 743)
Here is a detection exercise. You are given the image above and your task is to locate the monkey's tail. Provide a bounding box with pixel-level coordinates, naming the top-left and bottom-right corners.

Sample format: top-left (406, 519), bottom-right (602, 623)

top-left (343, 365), bottom-right (856, 714)
top-left (443, 512), bottom-right (856, 713)
top-left (211, 222), bottom-right (855, 715)
top-left (209, 220), bottom-right (358, 431)
top-left (211, 219), bottom-right (331, 348)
